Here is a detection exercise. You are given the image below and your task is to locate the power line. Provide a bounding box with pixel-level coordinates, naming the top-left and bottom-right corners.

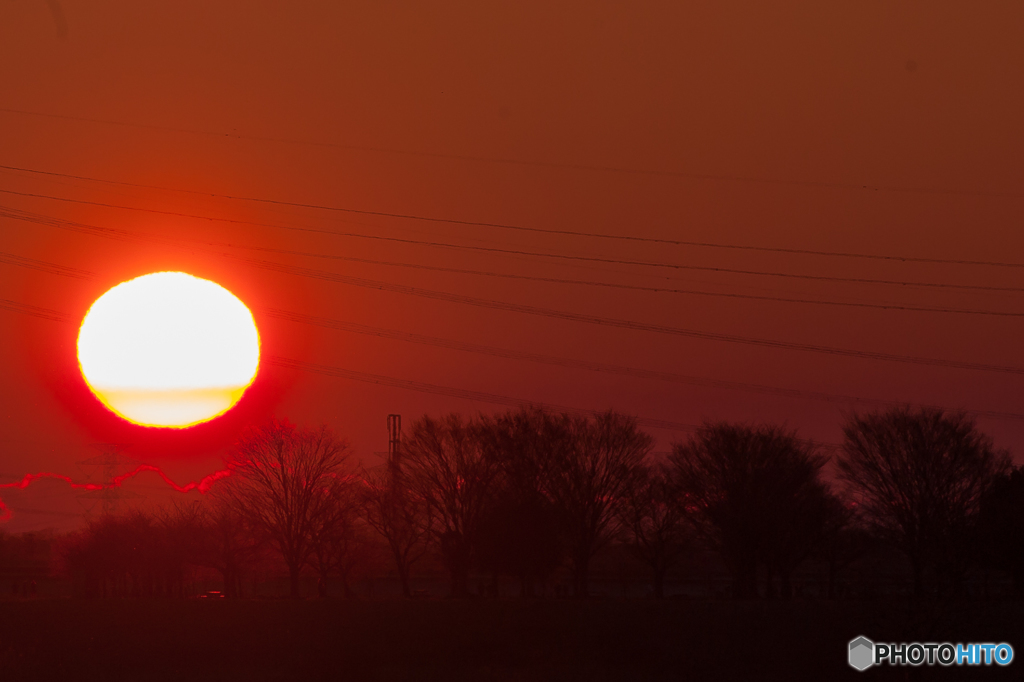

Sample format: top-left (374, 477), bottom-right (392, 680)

top-left (2, 109), bottom-right (1022, 201)
top-left (5, 194), bottom-right (1024, 311)
top-left (5, 236), bottom-right (1022, 420)
top-left (1, 241), bottom-right (1020, 419)
top-left (206, 255), bottom-right (1024, 375)
top-left (4, 162), bottom-right (1024, 268)
top-left (271, 357), bottom-right (837, 449)
top-left (10, 205), bottom-right (1024, 320)
top-left (0, 206), bottom-right (135, 243)
top-left (0, 251), bottom-right (95, 280)
top-left (2, 287), bottom-right (1020, 427)
top-left (9, 206), bottom-right (1024, 320)
top-left (241, 246), bottom-right (1024, 319)
top-left (264, 307), bottom-right (1024, 422)
top-left (6, 204), bottom-right (1024, 376)
top-left (249, 244), bottom-right (1024, 296)
top-left (0, 298), bottom-right (74, 324)
top-left (265, 356), bottom-right (698, 433)
top-left (0, 297), bottom-right (699, 433)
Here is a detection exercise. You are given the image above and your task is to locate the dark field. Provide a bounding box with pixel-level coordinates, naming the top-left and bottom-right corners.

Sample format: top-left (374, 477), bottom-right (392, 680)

top-left (1, 599), bottom-right (1022, 681)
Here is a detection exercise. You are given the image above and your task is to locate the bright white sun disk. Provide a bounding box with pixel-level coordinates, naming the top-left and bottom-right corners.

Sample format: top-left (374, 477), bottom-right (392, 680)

top-left (77, 272), bottom-right (260, 428)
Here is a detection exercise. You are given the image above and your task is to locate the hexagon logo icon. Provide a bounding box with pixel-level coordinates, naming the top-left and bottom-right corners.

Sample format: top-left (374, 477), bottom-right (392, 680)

top-left (849, 636), bottom-right (874, 671)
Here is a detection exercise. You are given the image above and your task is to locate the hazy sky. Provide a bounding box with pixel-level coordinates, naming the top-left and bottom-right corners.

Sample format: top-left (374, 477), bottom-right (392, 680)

top-left (2, 1), bottom-right (1024, 531)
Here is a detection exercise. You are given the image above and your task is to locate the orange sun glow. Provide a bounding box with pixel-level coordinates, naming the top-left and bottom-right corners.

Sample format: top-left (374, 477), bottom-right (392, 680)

top-left (77, 272), bottom-right (260, 428)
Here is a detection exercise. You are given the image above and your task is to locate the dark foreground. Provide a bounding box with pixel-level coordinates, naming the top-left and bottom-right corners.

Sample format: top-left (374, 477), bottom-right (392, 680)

top-left (0, 598), bottom-right (1021, 681)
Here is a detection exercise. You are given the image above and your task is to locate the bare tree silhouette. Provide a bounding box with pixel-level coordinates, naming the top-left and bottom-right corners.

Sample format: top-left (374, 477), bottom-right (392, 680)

top-left (40, 407), bottom-right (1024, 605)
top-left (359, 464), bottom-right (432, 598)
top-left (402, 414), bottom-right (500, 597)
top-left (476, 407), bottom-right (567, 596)
top-left (810, 496), bottom-right (872, 600)
top-left (838, 407), bottom-right (1011, 597)
top-left (476, 493), bottom-right (562, 596)
top-left (63, 511), bottom-right (188, 598)
top-left (157, 501), bottom-right (205, 599)
top-left (977, 466), bottom-right (1024, 595)
top-left (2, 530), bottom-right (52, 597)
top-left (761, 475), bottom-right (840, 599)
top-left (222, 420), bottom-right (351, 599)
top-left (616, 461), bottom-right (690, 599)
top-left (167, 496), bottom-right (263, 599)
top-left (671, 422), bottom-right (831, 599)
top-left (308, 475), bottom-right (365, 598)
top-left (550, 411), bottom-right (652, 597)
top-left (477, 407), bottom-right (565, 503)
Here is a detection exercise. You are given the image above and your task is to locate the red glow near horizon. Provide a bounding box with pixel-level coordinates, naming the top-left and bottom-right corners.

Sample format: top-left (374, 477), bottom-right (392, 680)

top-left (0, 465), bottom-right (233, 522)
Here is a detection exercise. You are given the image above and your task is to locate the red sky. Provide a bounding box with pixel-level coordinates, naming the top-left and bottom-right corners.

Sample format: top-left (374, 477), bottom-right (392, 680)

top-left (2, 1), bottom-right (1024, 531)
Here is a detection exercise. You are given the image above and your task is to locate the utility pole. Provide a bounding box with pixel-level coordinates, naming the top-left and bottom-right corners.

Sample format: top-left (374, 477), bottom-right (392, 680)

top-left (386, 414), bottom-right (402, 474)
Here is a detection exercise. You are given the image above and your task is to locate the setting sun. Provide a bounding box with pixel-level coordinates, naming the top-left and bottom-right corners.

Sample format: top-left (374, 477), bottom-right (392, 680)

top-left (77, 272), bottom-right (260, 428)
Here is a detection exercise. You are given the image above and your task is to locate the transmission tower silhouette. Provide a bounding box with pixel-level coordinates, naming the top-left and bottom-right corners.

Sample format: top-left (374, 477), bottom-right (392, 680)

top-left (76, 444), bottom-right (141, 516)
top-left (370, 414), bottom-right (403, 477)
top-left (387, 414), bottom-right (402, 469)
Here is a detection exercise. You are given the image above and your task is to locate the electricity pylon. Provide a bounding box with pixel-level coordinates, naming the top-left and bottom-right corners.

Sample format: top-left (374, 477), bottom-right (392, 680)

top-left (76, 444), bottom-right (141, 516)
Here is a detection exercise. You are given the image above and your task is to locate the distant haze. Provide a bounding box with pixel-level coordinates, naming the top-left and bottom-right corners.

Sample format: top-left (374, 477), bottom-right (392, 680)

top-left (1, 0), bottom-right (1023, 531)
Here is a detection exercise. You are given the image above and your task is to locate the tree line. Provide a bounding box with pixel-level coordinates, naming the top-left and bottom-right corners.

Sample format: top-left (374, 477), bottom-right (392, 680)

top-left (53, 405), bottom-right (1024, 600)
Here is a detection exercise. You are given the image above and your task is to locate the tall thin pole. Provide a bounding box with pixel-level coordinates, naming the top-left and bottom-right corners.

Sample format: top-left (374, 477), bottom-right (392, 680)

top-left (386, 414), bottom-right (402, 473)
